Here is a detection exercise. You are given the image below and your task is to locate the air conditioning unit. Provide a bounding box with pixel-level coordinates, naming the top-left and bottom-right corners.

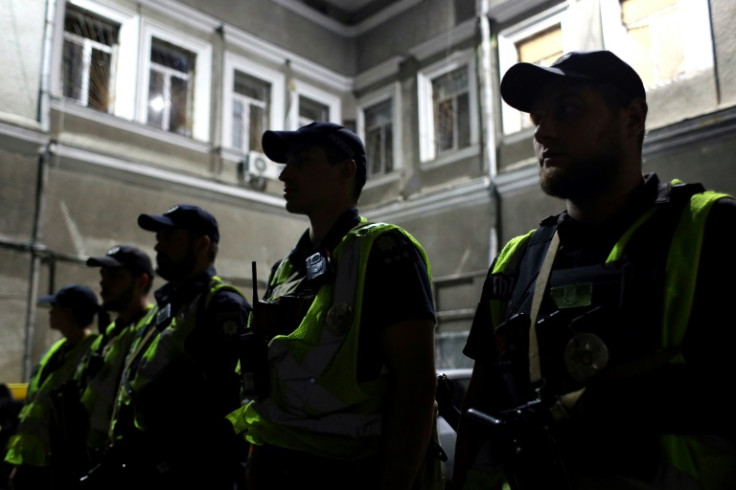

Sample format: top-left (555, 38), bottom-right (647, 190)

top-left (242, 151), bottom-right (281, 182)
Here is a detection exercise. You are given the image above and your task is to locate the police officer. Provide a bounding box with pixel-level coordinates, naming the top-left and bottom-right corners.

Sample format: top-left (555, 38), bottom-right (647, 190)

top-left (227, 122), bottom-right (439, 490)
top-left (74, 245), bottom-right (155, 471)
top-left (98, 205), bottom-right (251, 490)
top-left (453, 50), bottom-right (736, 489)
top-left (5, 284), bottom-right (100, 490)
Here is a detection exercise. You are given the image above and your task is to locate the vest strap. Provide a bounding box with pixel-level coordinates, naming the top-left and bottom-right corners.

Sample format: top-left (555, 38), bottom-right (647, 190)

top-left (528, 230), bottom-right (560, 384)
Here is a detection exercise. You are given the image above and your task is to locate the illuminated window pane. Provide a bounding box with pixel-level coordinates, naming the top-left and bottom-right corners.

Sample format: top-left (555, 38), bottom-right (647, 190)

top-left (148, 39), bottom-right (195, 136)
top-left (364, 99), bottom-right (393, 176)
top-left (62, 5), bottom-right (118, 112)
top-left (232, 72), bottom-right (270, 152)
top-left (432, 66), bottom-right (469, 154)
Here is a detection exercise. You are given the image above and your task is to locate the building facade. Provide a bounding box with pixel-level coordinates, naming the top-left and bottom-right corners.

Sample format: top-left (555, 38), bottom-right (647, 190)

top-left (1, 0), bottom-right (735, 380)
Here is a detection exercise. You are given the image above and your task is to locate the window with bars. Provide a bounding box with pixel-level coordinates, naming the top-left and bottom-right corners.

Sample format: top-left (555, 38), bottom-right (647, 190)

top-left (364, 99), bottom-right (394, 176)
top-left (232, 72), bottom-right (270, 152)
top-left (62, 5), bottom-right (119, 112)
top-left (298, 96), bottom-right (329, 126)
top-left (147, 38), bottom-right (195, 137)
top-left (432, 66), bottom-right (470, 154)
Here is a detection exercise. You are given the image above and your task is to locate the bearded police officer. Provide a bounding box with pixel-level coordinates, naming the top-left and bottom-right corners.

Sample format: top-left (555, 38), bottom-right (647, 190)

top-left (453, 50), bottom-right (736, 490)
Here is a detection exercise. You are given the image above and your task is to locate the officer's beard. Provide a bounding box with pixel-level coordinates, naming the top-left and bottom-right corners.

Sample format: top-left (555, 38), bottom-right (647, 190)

top-left (156, 251), bottom-right (197, 282)
top-left (539, 138), bottom-right (624, 202)
top-left (102, 285), bottom-right (135, 313)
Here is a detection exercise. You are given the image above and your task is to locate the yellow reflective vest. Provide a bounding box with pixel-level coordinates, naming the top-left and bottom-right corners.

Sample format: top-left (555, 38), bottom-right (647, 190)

top-left (5, 333), bottom-right (98, 467)
top-left (228, 221), bottom-right (431, 460)
top-left (480, 181), bottom-right (733, 490)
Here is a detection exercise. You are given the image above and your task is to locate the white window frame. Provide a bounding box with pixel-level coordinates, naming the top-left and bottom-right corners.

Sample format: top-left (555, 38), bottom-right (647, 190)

top-left (222, 53), bottom-right (285, 151)
top-left (497, 3), bottom-right (570, 135)
top-left (417, 49), bottom-right (478, 163)
top-left (137, 20), bottom-right (212, 141)
top-left (357, 82), bottom-right (402, 182)
top-left (599, 0), bottom-right (714, 89)
top-left (62, 16), bottom-right (116, 109)
top-left (285, 80), bottom-right (341, 130)
top-left (52, 0), bottom-right (139, 120)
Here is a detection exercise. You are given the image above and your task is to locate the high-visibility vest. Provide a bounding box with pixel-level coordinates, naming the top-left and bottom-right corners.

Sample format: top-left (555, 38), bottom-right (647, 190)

top-left (5, 333), bottom-right (98, 467)
top-left (110, 277), bottom-right (244, 438)
top-left (79, 305), bottom-right (156, 450)
top-left (483, 180), bottom-right (734, 489)
top-left (228, 221), bottom-right (431, 460)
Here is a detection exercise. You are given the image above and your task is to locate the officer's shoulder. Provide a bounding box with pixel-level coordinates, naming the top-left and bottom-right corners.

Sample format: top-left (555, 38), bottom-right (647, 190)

top-left (210, 286), bottom-right (251, 309)
top-left (705, 194), bottom-right (736, 227)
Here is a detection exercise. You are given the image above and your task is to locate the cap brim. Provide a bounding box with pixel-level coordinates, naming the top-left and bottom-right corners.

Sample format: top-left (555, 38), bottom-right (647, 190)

top-left (262, 130), bottom-right (313, 163)
top-left (86, 256), bottom-right (122, 268)
top-left (38, 294), bottom-right (56, 305)
top-left (138, 214), bottom-right (175, 232)
top-left (500, 63), bottom-right (593, 113)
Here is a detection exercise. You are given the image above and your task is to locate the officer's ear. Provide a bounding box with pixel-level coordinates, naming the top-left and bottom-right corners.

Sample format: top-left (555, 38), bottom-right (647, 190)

top-left (191, 233), bottom-right (212, 256)
top-left (136, 271), bottom-right (153, 294)
top-left (624, 98), bottom-right (648, 141)
top-left (340, 157), bottom-right (357, 183)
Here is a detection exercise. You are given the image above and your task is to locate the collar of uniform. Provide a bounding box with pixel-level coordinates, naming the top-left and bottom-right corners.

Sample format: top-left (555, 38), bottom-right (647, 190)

top-left (154, 266), bottom-right (217, 308)
top-left (553, 174), bottom-right (658, 255)
top-left (287, 208), bottom-right (361, 267)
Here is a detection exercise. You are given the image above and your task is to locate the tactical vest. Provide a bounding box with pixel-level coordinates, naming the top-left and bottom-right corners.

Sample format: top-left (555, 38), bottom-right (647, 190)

top-left (80, 305), bottom-right (156, 450)
top-left (110, 277), bottom-right (244, 439)
top-left (5, 334), bottom-right (98, 467)
top-left (227, 221), bottom-right (431, 460)
top-left (487, 180), bottom-right (733, 489)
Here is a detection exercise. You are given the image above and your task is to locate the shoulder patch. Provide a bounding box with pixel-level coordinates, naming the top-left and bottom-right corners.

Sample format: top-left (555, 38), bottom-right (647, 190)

top-left (215, 311), bottom-right (246, 337)
top-left (487, 272), bottom-right (514, 300)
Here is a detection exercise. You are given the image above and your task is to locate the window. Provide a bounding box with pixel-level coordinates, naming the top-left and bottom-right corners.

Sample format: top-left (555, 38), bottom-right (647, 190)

top-left (298, 96), bottom-right (330, 126)
top-left (147, 38), bottom-right (195, 137)
top-left (62, 5), bottom-right (120, 112)
top-left (432, 67), bottom-right (470, 154)
top-left (619, 0), bottom-right (689, 88)
top-left (518, 25), bottom-right (563, 70)
top-left (417, 49), bottom-right (478, 163)
top-left (513, 25), bottom-right (563, 131)
top-left (364, 99), bottom-right (394, 176)
top-left (282, 78), bottom-right (341, 131)
top-left (498, 4), bottom-right (567, 135)
top-left (621, 0), bottom-right (681, 87)
top-left (232, 72), bottom-right (270, 152)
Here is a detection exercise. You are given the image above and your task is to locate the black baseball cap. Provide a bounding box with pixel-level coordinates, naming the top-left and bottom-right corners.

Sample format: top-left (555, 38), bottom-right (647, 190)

top-left (86, 245), bottom-right (154, 277)
top-left (262, 122), bottom-right (367, 187)
top-left (500, 50), bottom-right (646, 113)
top-left (138, 204), bottom-right (220, 244)
top-left (39, 284), bottom-right (99, 314)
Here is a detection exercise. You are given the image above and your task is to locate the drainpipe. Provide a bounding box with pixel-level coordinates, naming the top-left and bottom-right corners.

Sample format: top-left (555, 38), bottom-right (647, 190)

top-left (477, 0), bottom-right (500, 263)
top-left (22, 0), bottom-right (58, 379)
top-left (23, 143), bottom-right (52, 381)
top-left (38, 0), bottom-right (57, 132)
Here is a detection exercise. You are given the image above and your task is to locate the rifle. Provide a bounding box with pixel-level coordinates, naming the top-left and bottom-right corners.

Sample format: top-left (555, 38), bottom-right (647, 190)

top-left (435, 373), bottom-right (462, 431)
top-left (238, 261), bottom-right (270, 400)
top-left (464, 395), bottom-right (573, 490)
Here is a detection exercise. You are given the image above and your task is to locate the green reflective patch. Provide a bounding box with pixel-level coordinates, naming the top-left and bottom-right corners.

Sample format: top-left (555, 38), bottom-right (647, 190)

top-left (550, 283), bottom-right (592, 308)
